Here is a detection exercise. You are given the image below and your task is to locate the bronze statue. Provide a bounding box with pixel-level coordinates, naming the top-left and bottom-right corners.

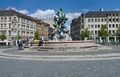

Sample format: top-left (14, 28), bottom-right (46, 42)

top-left (52, 9), bottom-right (69, 40)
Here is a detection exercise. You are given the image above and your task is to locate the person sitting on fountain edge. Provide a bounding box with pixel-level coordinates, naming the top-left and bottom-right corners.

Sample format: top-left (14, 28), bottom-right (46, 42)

top-left (38, 38), bottom-right (43, 46)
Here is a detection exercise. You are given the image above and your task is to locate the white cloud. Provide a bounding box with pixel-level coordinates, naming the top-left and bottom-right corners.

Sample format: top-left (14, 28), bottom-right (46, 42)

top-left (66, 12), bottom-right (81, 21)
top-left (6, 6), bottom-right (29, 14)
top-left (82, 9), bottom-right (89, 13)
top-left (6, 6), bottom-right (17, 10)
top-left (6, 7), bottom-right (81, 29)
top-left (114, 8), bottom-right (120, 11)
top-left (30, 9), bottom-right (81, 21)
top-left (6, 6), bottom-right (81, 21)
top-left (18, 10), bottom-right (29, 14)
top-left (65, 12), bottom-right (81, 29)
top-left (30, 9), bottom-right (55, 19)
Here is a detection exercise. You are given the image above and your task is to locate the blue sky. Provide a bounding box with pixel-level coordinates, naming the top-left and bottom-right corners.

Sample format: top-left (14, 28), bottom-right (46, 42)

top-left (0, 0), bottom-right (120, 13)
top-left (0, 0), bottom-right (120, 29)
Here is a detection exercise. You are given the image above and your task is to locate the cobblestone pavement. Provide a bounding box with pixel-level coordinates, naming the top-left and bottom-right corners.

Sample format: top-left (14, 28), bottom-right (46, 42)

top-left (0, 57), bottom-right (120, 77)
top-left (0, 46), bottom-right (120, 77)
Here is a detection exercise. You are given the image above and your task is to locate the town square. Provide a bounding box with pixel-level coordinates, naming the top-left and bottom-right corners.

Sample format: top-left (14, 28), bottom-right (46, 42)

top-left (1, 0), bottom-right (120, 77)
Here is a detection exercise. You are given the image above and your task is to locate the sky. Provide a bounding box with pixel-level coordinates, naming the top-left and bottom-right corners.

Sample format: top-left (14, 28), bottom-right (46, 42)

top-left (0, 0), bottom-right (120, 28)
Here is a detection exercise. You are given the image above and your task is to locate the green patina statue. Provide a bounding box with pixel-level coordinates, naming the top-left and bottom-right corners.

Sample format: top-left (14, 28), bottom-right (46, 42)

top-left (52, 9), bottom-right (69, 40)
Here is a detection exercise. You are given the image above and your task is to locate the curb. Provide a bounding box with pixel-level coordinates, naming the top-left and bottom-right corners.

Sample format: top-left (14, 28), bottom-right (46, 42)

top-left (1, 47), bottom-right (120, 60)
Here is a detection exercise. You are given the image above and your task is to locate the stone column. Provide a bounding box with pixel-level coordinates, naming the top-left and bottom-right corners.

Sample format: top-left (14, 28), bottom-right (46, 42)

top-left (84, 37), bottom-right (87, 41)
top-left (6, 30), bottom-right (9, 41)
top-left (114, 36), bottom-right (117, 43)
top-left (107, 37), bottom-right (110, 43)
top-left (99, 37), bottom-right (102, 43)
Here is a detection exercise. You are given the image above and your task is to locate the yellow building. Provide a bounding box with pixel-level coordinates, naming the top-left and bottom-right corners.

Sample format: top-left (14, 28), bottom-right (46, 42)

top-left (36, 20), bottom-right (49, 41)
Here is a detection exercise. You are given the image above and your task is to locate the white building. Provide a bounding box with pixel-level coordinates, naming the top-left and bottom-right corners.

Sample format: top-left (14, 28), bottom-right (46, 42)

top-left (71, 9), bottom-right (120, 42)
top-left (0, 10), bottom-right (37, 41)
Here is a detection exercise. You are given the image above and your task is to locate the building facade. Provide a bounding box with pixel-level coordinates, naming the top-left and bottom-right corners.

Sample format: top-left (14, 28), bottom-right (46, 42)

top-left (43, 18), bottom-right (55, 40)
top-left (0, 10), bottom-right (37, 41)
top-left (71, 17), bottom-right (83, 40)
top-left (71, 9), bottom-right (120, 42)
top-left (36, 20), bottom-right (50, 41)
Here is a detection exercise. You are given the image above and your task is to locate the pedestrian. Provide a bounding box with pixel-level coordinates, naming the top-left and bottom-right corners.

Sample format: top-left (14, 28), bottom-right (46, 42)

top-left (30, 37), bottom-right (34, 46)
top-left (38, 38), bottom-right (43, 46)
top-left (18, 40), bottom-right (23, 50)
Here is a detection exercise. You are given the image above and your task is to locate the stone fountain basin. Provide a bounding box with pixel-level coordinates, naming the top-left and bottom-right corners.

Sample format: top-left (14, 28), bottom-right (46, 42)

top-left (37, 41), bottom-right (100, 51)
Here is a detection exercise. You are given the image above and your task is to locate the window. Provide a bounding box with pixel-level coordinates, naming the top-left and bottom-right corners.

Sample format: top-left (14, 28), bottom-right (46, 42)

top-left (95, 31), bottom-right (97, 35)
top-left (109, 19), bottom-right (112, 22)
top-left (109, 30), bottom-right (111, 34)
top-left (101, 25), bottom-right (104, 27)
top-left (98, 19), bottom-right (100, 22)
top-left (109, 24), bottom-right (111, 28)
top-left (116, 19), bottom-right (119, 22)
top-left (82, 19), bottom-right (84, 22)
top-left (104, 19), bottom-right (107, 22)
top-left (95, 19), bottom-right (97, 22)
top-left (95, 25), bottom-right (97, 28)
top-left (1, 17), bottom-right (3, 21)
top-left (9, 17), bottom-right (11, 22)
top-left (88, 25), bottom-right (90, 27)
top-left (101, 19), bottom-right (104, 22)
top-left (112, 30), bottom-right (115, 34)
top-left (27, 32), bottom-right (29, 34)
top-left (4, 17), bottom-right (7, 21)
top-left (9, 30), bottom-right (11, 36)
top-left (4, 24), bottom-right (6, 28)
top-left (9, 23), bottom-right (11, 28)
top-left (113, 19), bottom-right (115, 22)
top-left (112, 24), bottom-right (115, 28)
top-left (27, 26), bottom-right (29, 29)
top-left (113, 14), bottom-right (115, 16)
top-left (98, 25), bottom-right (100, 28)
top-left (116, 14), bottom-right (119, 16)
top-left (116, 24), bottom-right (118, 28)
top-left (91, 25), bottom-right (94, 28)
top-left (88, 19), bottom-right (90, 22)
top-left (18, 24), bottom-right (20, 28)
top-left (1, 24), bottom-right (3, 28)
top-left (91, 19), bottom-right (93, 22)
top-left (13, 17), bottom-right (16, 21)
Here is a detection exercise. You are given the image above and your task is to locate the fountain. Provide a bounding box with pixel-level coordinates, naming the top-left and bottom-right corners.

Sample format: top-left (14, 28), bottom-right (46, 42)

top-left (51, 9), bottom-right (71, 41)
top-left (37, 9), bottom-right (100, 52)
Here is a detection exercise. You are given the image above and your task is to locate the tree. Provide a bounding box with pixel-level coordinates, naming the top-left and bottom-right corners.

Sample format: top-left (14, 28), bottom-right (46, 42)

top-left (0, 33), bottom-right (6, 41)
top-left (116, 27), bottom-right (120, 42)
top-left (34, 31), bottom-right (39, 40)
top-left (16, 34), bottom-right (21, 40)
top-left (98, 25), bottom-right (109, 43)
top-left (80, 28), bottom-right (90, 40)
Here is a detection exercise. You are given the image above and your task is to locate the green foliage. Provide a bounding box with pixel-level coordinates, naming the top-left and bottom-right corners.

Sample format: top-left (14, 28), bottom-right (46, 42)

top-left (98, 25), bottom-right (109, 37)
top-left (34, 31), bottom-right (39, 40)
top-left (80, 28), bottom-right (90, 38)
top-left (0, 33), bottom-right (6, 41)
top-left (116, 27), bottom-right (120, 36)
top-left (16, 34), bottom-right (21, 40)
